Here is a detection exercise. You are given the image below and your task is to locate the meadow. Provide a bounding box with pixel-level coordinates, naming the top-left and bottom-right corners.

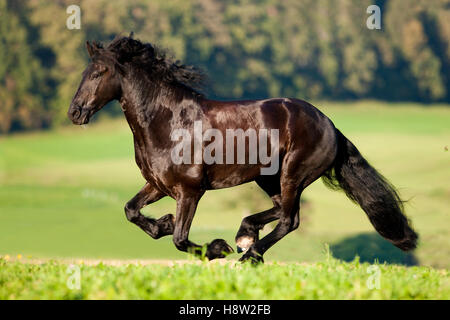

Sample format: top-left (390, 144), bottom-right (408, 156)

top-left (0, 101), bottom-right (449, 299)
top-left (0, 257), bottom-right (448, 299)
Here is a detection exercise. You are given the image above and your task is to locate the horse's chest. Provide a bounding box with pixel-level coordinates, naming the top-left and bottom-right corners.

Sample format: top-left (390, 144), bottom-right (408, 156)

top-left (134, 146), bottom-right (154, 177)
top-left (134, 145), bottom-right (171, 188)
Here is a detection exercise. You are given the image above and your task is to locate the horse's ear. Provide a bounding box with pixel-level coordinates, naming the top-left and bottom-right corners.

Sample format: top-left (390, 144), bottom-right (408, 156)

top-left (86, 41), bottom-right (96, 58)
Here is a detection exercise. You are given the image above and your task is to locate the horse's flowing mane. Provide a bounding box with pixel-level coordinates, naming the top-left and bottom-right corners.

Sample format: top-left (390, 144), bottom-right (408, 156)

top-left (94, 34), bottom-right (206, 126)
top-left (95, 34), bottom-right (206, 95)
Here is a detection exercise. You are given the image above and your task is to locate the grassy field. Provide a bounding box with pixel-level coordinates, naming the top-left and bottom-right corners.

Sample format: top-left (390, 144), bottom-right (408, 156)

top-left (0, 101), bottom-right (449, 273)
top-left (1, 257), bottom-right (448, 299)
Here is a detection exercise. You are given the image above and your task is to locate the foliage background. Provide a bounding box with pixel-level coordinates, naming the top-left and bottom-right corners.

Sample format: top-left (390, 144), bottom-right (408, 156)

top-left (1, 0), bottom-right (449, 133)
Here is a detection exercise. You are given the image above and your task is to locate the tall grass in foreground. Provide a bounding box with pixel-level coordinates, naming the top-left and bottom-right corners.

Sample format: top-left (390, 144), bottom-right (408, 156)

top-left (0, 257), bottom-right (448, 299)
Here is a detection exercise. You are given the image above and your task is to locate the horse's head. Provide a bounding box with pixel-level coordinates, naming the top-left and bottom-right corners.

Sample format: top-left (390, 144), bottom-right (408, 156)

top-left (68, 41), bottom-right (122, 125)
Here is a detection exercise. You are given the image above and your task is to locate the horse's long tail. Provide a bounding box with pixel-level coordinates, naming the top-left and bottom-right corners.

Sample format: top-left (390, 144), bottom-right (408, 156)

top-left (322, 129), bottom-right (418, 251)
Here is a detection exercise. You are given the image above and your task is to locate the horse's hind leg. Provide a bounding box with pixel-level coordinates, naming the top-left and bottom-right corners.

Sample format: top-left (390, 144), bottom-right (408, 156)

top-left (235, 204), bottom-right (280, 252)
top-left (235, 177), bottom-right (283, 252)
top-left (124, 183), bottom-right (174, 239)
top-left (240, 182), bottom-right (302, 264)
top-left (240, 142), bottom-right (335, 263)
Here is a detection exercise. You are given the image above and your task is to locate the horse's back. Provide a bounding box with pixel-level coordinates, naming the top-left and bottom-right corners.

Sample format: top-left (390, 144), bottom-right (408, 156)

top-left (201, 97), bottom-right (338, 187)
top-left (202, 96), bottom-right (337, 153)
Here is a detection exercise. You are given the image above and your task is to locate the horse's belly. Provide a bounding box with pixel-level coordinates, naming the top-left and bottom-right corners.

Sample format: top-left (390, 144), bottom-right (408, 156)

top-left (206, 164), bottom-right (262, 189)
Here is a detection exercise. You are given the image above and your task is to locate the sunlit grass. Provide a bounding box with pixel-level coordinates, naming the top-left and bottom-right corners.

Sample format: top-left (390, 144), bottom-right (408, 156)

top-left (0, 257), bottom-right (448, 299)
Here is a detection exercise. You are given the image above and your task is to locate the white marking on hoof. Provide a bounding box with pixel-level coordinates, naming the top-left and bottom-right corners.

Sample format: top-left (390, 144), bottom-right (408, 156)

top-left (236, 236), bottom-right (254, 251)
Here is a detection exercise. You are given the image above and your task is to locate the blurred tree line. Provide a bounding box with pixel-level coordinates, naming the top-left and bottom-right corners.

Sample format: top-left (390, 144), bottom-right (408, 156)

top-left (0, 0), bottom-right (449, 133)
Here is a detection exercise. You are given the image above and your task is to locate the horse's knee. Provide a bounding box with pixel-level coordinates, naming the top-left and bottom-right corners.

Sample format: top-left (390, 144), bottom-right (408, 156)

top-left (278, 220), bottom-right (291, 234)
top-left (280, 215), bottom-right (299, 233)
top-left (173, 236), bottom-right (188, 252)
top-left (239, 217), bottom-right (253, 231)
top-left (290, 218), bottom-right (300, 232)
top-left (124, 202), bottom-right (139, 223)
top-left (239, 216), bottom-right (263, 232)
top-left (290, 214), bottom-right (300, 231)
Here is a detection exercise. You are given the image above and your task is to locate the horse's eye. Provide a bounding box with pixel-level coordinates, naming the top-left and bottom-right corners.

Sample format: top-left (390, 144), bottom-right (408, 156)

top-left (91, 71), bottom-right (101, 79)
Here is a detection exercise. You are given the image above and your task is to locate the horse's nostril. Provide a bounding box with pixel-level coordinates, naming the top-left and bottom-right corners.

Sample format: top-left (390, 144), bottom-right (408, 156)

top-left (70, 106), bottom-right (81, 120)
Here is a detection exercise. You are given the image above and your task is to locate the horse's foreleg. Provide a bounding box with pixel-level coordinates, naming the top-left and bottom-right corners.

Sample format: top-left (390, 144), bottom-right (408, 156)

top-left (173, 191), bottom-right (234, 260)
top-left (124, 183), bottom-right (174, 239)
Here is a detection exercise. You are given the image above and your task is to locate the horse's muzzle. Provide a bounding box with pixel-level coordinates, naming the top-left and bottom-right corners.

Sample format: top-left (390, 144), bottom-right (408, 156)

top-left (68, 105), bottom-right (91, 125)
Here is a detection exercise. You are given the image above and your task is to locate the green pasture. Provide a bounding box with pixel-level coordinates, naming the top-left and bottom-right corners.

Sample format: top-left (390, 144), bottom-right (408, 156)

top-left (0, 101), bottom-right (449, 268)
top-left (0, 257), bottom-right (448, 299)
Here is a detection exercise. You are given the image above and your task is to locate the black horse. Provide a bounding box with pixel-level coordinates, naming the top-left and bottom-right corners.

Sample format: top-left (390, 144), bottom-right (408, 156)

top-left (68, 35), bottom-right (418, 263)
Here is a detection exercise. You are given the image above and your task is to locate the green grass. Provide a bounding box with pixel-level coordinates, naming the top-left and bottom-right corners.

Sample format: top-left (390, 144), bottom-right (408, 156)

top-left (0, 101), bottom-right (449, 270)
top-left (0, 257), bottom-right (448, 299)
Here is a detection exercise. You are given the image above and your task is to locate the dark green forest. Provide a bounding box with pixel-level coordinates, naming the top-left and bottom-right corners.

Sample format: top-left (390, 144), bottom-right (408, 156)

top-left (1, 0), bottom-right (449, 133)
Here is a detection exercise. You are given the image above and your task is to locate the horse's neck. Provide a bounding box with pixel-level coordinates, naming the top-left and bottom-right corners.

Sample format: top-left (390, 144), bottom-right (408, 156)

top-left (119, 86), bottom-right (177, 143)
top-left (119, 96), bottom-right (139, 132)
top-left (119, 76), bottom-right (205, 145)
top-left (120, 75), bottom-right (161, 129)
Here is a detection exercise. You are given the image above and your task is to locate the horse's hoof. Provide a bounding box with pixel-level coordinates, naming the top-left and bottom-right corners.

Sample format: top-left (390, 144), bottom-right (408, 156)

top-left (155, 214), bottom-right (175, 237)
top-left (206, 239), bottom-right (234, 260)
top-left (239, 247), bottom-right (264, 264)
top-left (158, 213), bottom-right (175, 225)
top-left (235, 235), bottom-right (254, 253)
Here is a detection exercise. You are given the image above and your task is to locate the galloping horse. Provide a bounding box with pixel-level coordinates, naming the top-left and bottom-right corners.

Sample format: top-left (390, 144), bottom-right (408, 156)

top-left (68, 35), bottom-right (418, 263)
